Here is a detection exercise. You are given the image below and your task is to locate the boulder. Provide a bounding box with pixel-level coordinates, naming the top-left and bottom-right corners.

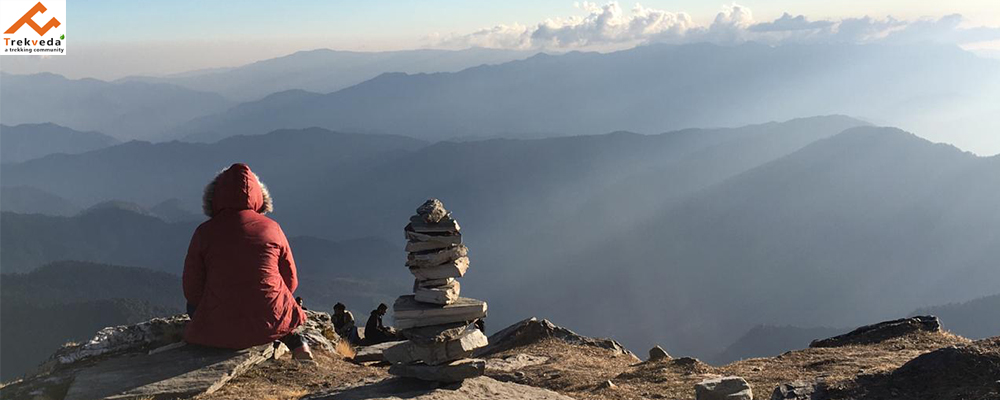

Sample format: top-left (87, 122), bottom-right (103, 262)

top-left (810, 316), bottom-right (941, 348)
top-left (354, 340), bottom-right (407, 363)
top-left (649, 345), bottom-right (671, 361)
top-left (384, 329), bottom-right (488, 365)
top-left (409, 257), bottom-right (470, 280)
top-left (695, 376), bottom-right (753, 400)
top-left (475, 317), bottom-right (637, 360)
top-left (393, 296), bottom-right (487, 330)
top-left (388, 358), bottom-right (486, 382)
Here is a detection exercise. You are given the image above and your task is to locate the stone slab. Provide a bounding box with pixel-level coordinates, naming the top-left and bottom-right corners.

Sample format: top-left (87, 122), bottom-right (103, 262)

top-left (353, 340), bottom-right (408, 363)
top-left (393, 296), bottom-right (487, 330)
top-left (400, 321), bottom-right (474, 344)
top-left (695, 376), bottom-right (753, 400)
top-left (404, 230), bottom-right (462, 246)
top-left (409, 257), bottom-right (469, 281)
top-left (64, 343), bottom-right (275, 400)
top-left (407, 245), bottom-right (467, 268)
top-left (414, 279), bottom-right (460, 305)
top-left (388, 359), bottom-right (485, 382)
top-left (407, 216), bottom-right (461, 233)
top-left (384, 329), bottom-right (488, 366)
top-left (405, 240), bottom-right (455, 253)
top-left (304, 376), bottom-right (575, 400)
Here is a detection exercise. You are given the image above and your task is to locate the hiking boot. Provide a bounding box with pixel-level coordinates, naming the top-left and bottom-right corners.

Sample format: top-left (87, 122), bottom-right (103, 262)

top-left (292, 344), bottom-right (316, 364)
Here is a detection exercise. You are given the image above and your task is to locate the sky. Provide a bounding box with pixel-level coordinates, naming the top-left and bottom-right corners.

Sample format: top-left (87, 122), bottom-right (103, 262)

top-left (1, 0), bottom-right (999, 79)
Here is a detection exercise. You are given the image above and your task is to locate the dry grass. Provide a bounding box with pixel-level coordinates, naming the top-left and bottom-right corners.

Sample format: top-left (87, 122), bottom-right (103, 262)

top-left (196, 352), bottom-right (387, 400)
top-left (479, 330), bottom-right (970, 400)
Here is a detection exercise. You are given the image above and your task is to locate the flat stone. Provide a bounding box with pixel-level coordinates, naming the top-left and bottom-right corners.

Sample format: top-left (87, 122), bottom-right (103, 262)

top-left (64, 343), bottom-right (276, 400)
top-left (400, 321), bottom-right (475, 344)
top-left (649, 345), bottom-right (671, 361)
top-left (409, 257), bottom-right (469, 281)
top-left (771, 380), bottom-right (828, 400)
top-left (393, 296), bottom-right (487, 330)
top-left (405, 240), bottom-right (456, 253)
top-left (384, 329), bottom-right (488, 366)
top-left (695, 376), bottom-right (753, 400)
top-left (353, 341), bottom-right (407, 363)
top-left (303, 376), bottom-right (574, 400)
top-left (414, 279), bottom-right (461, 305)
top-left (414, 277), bottom-right (455, 289)
top-left (407, 245), bottom-right (468, 268)
top-left (415, 199), bottom-right (449, 223)
top-left (388, 358), bottom-right (486, 382)
top-left (407, 216), bottom-right (461, 234)
top-left (404, 229), bottom-right (462, 246)
top-left (485, 354), bottom-right (550, 372)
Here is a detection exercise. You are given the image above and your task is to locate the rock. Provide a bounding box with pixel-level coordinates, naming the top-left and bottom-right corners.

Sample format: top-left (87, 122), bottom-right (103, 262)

top-left (63, 343), bottom-right (277, 400)
top-left (475, 317), bottom-right (637, 361)
top-left (49, 315), bottom-right (189, 368)
top-left (649, 345), bottom-right (671, 361)
top-left (407, 245), bottom-right (468, 268)
top-left (598, 380), bottom-right (617, 389)
top-left (400, 321), bottom-right (475, 344)
top-left (407, 215), bottom-right (461, 233)
top-left (881, 337), bottom-right (1000, 398)
top-left (384, 329), bottom-right (488, 365)
top-left (485, 353), bottom-right (550, 372)
top-left (415, 199), bottom-right (449, 223)
top-left (404, 228), bottom-right (462, 247)
top-left (353, 341), bottom-right (407, 363)
top-left (299, 310), bottom-right (343, 355)
top-left (770, 380), bottom-right (827, 400)
top-left (302, 376), bottom-right (574, 400)
top-left (393, 296), bottom-right (487, 330)
top-left (694, 376), bottom-right (753, 400)
top-left (409, 257), bottom-right (470, 280)
top-left (810, 316), bottom-right (941, 348)
top-left (405, 240), bottom-right (456, 253)
top-left (413, 279), bottom-right (461, 305)
top-left (388, 358), bottom-right (486, 382)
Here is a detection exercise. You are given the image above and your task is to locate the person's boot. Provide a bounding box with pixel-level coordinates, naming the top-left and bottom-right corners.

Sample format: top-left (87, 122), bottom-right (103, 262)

top-left (292, 343), bottom-right (316, 364)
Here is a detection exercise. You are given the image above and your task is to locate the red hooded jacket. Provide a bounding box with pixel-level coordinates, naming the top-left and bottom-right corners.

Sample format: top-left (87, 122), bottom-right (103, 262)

top-left (182, 163), bottom-right (306, 349)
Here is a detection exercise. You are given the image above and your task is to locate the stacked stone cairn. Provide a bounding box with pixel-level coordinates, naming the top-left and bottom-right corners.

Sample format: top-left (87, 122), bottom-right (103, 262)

top-left (385, 199), bottom-right (489, 382)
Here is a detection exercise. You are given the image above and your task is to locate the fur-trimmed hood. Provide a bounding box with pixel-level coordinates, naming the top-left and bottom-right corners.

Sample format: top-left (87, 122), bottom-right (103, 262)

top-left (202, 163), bottom-right (273, 217)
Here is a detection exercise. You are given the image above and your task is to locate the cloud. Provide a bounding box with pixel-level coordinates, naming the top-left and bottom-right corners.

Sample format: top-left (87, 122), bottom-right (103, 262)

top-left (429, 2), bottom-right (1000, 50)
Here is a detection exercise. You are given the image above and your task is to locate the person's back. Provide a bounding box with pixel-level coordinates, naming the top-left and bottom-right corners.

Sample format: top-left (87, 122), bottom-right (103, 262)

top-left (182, 163), bottom-right (307, 350)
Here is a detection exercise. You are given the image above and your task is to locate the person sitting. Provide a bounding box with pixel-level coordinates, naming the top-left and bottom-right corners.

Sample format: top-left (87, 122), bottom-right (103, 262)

top-left (364, 303), bottom-right (401, 344)
top-left (182, 163), bottom-right (313, 361)
top-left (332, 302), bottom-right (360, 344)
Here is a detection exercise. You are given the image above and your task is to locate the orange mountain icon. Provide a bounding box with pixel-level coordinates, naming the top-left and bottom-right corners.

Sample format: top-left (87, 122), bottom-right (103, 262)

top-left (5, 2), bottom-right (61, 36)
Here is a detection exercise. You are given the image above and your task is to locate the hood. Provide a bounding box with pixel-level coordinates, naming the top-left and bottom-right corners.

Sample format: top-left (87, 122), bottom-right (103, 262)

top-left (202, 163), bottom-right (273, 217)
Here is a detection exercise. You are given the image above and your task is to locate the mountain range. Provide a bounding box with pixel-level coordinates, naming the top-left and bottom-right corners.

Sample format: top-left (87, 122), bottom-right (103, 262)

top-left (167, 43), bottom-right (1000, 147)
top-left (3, 116), bottom-right (998, 358)
top-left (0, 123), bottom-right (118, 163)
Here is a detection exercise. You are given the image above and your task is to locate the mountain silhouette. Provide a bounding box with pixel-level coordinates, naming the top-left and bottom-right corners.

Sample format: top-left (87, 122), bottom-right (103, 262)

top-left (0, 123), bottom-right (118, 163)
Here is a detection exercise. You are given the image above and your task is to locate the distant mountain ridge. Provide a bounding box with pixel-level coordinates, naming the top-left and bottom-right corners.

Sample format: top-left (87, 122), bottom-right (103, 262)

top-left (168, 42), bottom-right (1000, 145)
top-left (120, 48), bottom-right (533, 102)
top-left (1, 123), bottom-right (119, 163)
top-left (0, 72), bottom-right (233, 141)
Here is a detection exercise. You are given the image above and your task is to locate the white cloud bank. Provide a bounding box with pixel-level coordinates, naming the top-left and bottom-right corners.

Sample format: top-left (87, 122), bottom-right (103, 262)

top-left (430, 2), bottom-right (1000, 52)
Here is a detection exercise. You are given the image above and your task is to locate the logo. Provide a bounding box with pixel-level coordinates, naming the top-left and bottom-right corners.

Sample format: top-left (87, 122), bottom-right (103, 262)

top-left (5, 2), bottom-right (60, 35)
top-left (1, 0), bottom-right (66, 55)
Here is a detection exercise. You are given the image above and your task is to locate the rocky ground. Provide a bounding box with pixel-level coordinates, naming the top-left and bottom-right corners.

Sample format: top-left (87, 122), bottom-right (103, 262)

top-left (2, 315), bottom-right (998, 400)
